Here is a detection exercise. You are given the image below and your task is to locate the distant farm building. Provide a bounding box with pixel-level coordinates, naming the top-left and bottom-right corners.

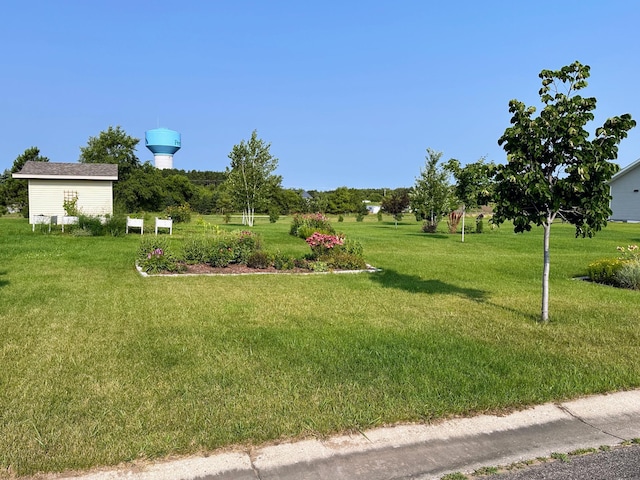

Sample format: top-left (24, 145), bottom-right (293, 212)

top-left (13, 161), bottom-right (118, 224)
top-left (610, 158), bottom-right (640, 222)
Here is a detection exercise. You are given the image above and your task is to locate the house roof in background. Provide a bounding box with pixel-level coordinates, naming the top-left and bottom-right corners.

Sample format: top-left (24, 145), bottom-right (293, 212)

top-left (611, 158), bottom-right (640, 183)
top-left (12, 161), bottom-right (118, 180)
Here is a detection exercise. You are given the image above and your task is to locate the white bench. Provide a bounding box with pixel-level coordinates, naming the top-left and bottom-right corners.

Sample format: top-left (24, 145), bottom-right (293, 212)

top-left (126, 217), bottom-right (144, 234)
top-left (155, 217), bottom-right (173, 235)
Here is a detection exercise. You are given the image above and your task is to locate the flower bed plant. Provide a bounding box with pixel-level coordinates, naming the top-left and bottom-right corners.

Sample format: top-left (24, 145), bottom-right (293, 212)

top-left (587, 245), bottom-right (640, 289)
top-left (137, 236), bottom-right (184, 273)
top-left (289, 212), bottom-right (335, 238)
top-left (138, 226), bottom-right (369, 274)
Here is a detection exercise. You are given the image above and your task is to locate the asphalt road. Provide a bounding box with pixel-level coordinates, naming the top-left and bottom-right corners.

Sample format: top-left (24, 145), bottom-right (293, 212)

top-left (485, 444), bottom-right (640, 480)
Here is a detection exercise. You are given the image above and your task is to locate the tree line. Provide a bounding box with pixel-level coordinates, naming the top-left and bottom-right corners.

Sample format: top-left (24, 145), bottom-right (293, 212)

top-left (0, 128), bottom-right (407, 218)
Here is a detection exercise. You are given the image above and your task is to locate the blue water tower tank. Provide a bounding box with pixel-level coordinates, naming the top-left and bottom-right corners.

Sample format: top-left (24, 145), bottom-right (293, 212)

top-left (145, 128), bottom-right (181, 169)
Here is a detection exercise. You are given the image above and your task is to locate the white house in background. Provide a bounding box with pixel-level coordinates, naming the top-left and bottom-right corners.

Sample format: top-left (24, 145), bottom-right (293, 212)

top-left (12, 161), bottom-right (118, 224)
top-left (609, 158), bottom-right (640, 222)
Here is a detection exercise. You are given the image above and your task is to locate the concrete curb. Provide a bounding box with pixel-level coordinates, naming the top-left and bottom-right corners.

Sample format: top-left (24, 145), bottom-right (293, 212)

top-left (55, 390), bottom-right (640, 480)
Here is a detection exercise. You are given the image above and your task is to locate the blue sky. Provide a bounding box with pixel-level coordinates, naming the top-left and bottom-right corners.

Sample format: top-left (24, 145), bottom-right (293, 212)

top-left (2, 1), bottom-right (639, 190)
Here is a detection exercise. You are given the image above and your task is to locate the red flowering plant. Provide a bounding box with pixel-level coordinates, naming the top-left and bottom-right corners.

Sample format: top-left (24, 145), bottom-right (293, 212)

top-left (305, 232), bottom-right (345, 259)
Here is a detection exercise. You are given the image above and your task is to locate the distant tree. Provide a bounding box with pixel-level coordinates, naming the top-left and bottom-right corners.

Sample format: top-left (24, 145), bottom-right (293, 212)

top-left (214, 184), bottom-right (235, 214)
top-left (445, 157), bottom-right (496, 242)
top-left (493, 61), bottom-right (636, 323)
top-left (162, 174), bottom-right (196, 206)
top-left (307, 190), bottom-right (329, 213)
top-left (161, 168), bottom-right (227, 188)
top-left (224, 130), bottom-right (281, 226)
top-left (189, 187), bottom-right (216, 214)
top-left (79, 126), bottom-right (141, 180)
top-left (381, 188), bottom-right (410, 228)
top-left (272, 188), bottom-right (306, 215)
top-left (0, 147), bottom-right (49, 215)
top-left (113, 163), bottom-right (165, 212)
top-left (326, 187), bottom-right (363, 214)
top-left (410, 148), bottom-right (453, 232)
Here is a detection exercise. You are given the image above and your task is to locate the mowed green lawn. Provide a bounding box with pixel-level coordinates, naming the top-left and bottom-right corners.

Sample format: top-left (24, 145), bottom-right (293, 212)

top-left (1, 215), bottom-right (639, 476)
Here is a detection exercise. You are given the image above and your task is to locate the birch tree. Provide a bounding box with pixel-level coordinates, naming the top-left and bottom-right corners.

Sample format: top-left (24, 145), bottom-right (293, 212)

top-left (225, 130), bottom-right (281, 226)
top-left (493, 61), bottom-right (635, 323)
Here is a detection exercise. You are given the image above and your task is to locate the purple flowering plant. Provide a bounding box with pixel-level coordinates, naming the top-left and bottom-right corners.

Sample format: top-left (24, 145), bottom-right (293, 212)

top-left (137, 237), bottom-right (182, 274)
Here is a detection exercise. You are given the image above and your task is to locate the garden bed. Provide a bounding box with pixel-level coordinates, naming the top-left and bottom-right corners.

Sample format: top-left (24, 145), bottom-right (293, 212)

top-left (136, 262), bottom-right (379, 277)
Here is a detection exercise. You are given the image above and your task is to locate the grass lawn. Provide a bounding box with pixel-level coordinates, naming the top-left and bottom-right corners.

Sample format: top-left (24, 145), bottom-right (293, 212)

top-left (1, 214), bottom-right (639, 476)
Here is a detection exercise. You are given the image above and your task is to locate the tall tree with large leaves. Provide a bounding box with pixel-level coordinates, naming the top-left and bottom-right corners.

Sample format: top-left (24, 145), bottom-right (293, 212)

top-left (493, 61), bottom-right (636, 323)
top-left (0, 147), bottom-right (49, 215)
top-left (225, 130), bottom-right (281, 226)
top-left (445, 157), bottom-right (496, 242)
top-left (410, 148), bottom-right (453, 232)
top-left (79, 126), bottom-right (141, 180)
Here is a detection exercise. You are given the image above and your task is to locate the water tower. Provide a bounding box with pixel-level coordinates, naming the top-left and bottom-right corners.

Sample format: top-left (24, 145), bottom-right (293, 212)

top-left (145, 128), bottom-right (181, 169)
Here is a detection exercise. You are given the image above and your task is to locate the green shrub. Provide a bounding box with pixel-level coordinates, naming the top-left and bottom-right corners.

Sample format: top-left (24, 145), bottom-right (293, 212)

top-left (325, 252), bottom-right (367, 270)
top-left (309, 261), bottom-right (328, 272)
top-left (268, 208), bottom-right (279, 223)
top-left (273, 251), bottom-right (296, 270)
top-left (290, 213), bottom-right (334, 237)
top-left (246, 251), bottom-right (272, 269)
top-left (103, 214), bottom-right (127, 237)
top-left (297, 225), bottom-right (333, 240)
top-left (587, 258), bottom-right (624, 285)
top-left (377, 211), bottom-right (383, 222)
top-left (137, 236), bottom-right (182, 273)
top-left (339, 238), bottom-right (364, 257)
top-left (234, 230), bottom-right (262, 263)
top-left (476, 217), bottom-right (484, 234)
top-left (338, 215), bottom-right (344, 222)
top-left (208, 238), bottom-right (235, 267)
top-left (223, 213), bottom-right (231, 223)
top-left (204, 230), bottom-right (262, 267)
top-left (355, 213), bottom-right (364, 222)
top-left (615, 261), bottom-right (640, 290)
top-left (421, 221), bottom-right (438, 233)
top-left (183, 237), bottom-right (211, 264)
top-left (165, 203), bottom-right (192, 224)
top-left (78, 215), bottom-right (104, 236)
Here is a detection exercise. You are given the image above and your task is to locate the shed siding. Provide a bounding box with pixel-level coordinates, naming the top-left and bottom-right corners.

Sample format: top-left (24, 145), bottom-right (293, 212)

top-left (28, 179), bottom-right (114, 223)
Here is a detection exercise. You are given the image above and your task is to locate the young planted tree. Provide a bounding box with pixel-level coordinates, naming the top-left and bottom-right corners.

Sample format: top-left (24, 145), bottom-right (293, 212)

top-left (493, 61), bottom-right (636, 323)
top-left (381, 188), bottom-right (410, 228)
top-left (445, 158), bottom-right (496, 242)
top-left (225, 130), bottom-right (281, 226)
top-left (410, 148), bottom-right (452, 232)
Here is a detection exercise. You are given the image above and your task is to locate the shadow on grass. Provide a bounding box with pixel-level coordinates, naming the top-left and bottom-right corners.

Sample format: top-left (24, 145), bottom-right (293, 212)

top-left (370, 268), bottom-right (488, 301)
top-left (404, 233), bottom-right (450, 239)
top-left (0, 270), bottom-right (8, 288)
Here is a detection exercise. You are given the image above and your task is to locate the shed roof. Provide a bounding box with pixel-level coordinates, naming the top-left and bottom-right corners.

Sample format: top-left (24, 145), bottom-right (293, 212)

top-left (13, 161), bottom-right (118, 181)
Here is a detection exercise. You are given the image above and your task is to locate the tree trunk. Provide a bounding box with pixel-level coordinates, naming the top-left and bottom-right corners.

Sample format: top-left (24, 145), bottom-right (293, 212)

top-left (541, 222), bottom-right (551, 323)
top-left (243, 202), bottom-right (254, 227)
top-left (461, 204), bottom-right (466, 243)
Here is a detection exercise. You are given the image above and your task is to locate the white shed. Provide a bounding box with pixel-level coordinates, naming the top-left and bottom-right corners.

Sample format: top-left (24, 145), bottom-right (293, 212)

top-left (13, 161), bottom-right (118, 224)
